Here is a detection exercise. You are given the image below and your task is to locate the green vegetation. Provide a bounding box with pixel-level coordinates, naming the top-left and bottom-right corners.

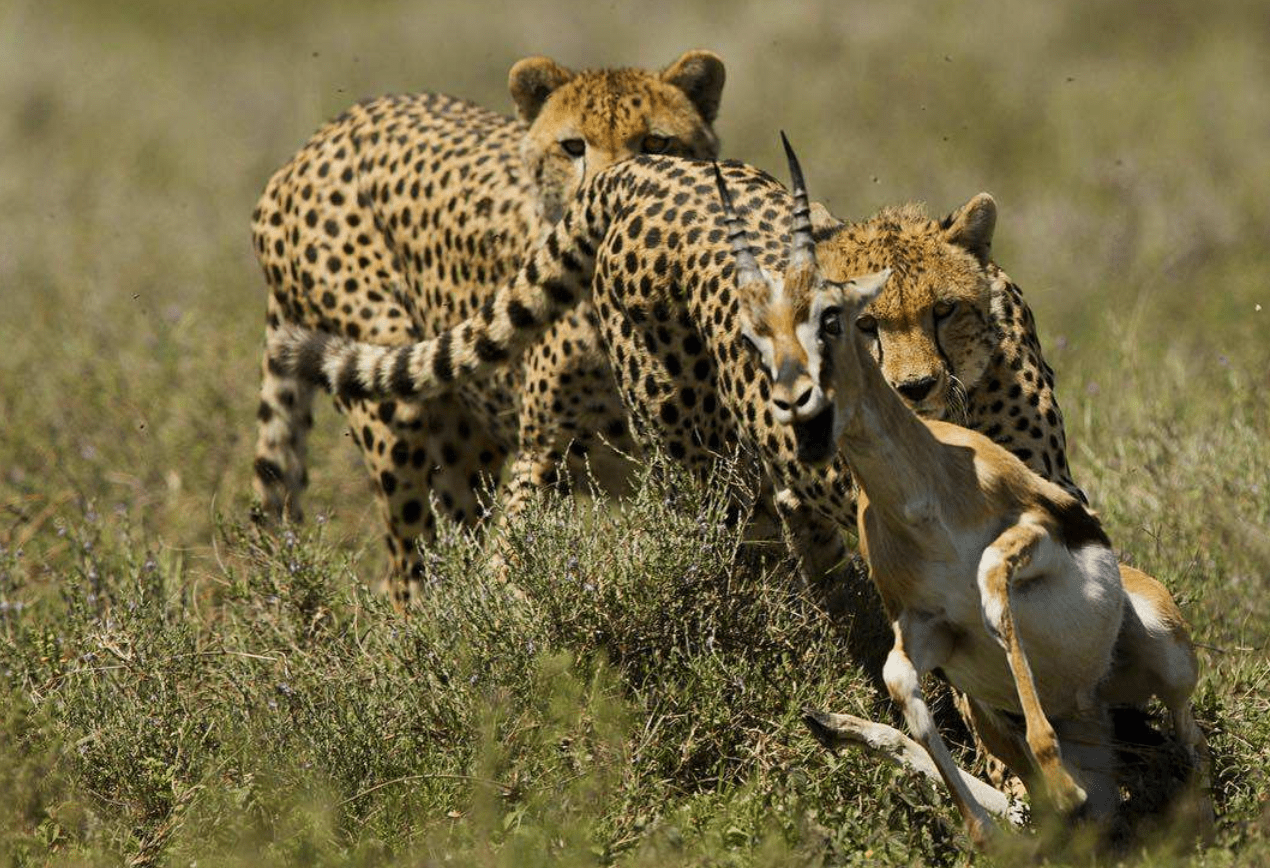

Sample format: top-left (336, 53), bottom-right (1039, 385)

top-left (1, 0), bottom-right (1267, 863)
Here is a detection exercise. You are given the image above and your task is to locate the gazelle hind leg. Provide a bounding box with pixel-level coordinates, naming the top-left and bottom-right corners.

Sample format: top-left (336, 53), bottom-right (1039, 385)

top-left (959, 693), bottom-right (1038, 798)
top-left (1114, 565), bottom-right (1213, 822)
top-left (1054, 714), bottom-right (1119, 820)
top-left (884, 617), bottom-right (997, 849)
top-left (977, 520), bottom-right (1087, 814)
top-left (1171, 701), bottom-right (1216, 824)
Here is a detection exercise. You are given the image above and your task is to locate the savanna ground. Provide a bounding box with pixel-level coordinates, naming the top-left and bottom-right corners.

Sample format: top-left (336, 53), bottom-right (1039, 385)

top-left (1, 0), bottom-right (1268, 864)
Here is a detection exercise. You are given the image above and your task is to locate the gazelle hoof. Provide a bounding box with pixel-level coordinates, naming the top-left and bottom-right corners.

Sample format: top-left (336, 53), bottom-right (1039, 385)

top-left (1052, 778), bottom-right (1088, 815)
top-left (967, 815), bottom-right (998, 852)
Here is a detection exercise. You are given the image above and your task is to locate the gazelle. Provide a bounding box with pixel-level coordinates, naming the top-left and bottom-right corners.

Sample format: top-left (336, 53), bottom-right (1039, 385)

top-left (717, 137), bottom-right (1210, 845)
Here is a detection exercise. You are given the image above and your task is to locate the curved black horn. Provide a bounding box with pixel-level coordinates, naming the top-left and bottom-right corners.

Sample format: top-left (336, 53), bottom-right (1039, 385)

top-left (712, 162), bottom-right (766, 290)
top-left (780, 131), bottom-right (817, 271)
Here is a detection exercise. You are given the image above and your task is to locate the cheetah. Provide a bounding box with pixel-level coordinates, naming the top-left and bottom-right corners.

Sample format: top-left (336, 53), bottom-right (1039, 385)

top-left (250, 51), bottom-right (726, 601)
top-left (268, 148), bottom-right (1082, 595)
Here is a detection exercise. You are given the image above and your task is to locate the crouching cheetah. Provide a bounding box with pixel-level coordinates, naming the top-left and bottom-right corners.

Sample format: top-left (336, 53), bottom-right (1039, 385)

top-left (269, 147), bottom-right (1083, 595)
top-left (250, 51), bottom-right (726, 601)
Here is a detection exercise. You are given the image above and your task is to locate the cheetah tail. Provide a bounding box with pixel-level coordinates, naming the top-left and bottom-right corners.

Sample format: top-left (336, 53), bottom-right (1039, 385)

top-left (267, 205), bottom-right (603, 402)
top-left (267, 321), bottom-right (494, 403)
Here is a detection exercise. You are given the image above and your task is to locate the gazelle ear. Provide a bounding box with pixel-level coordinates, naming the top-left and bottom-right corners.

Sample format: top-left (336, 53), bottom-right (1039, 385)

top-left (508, 56), bottom-right (575, 123)
top-left (809, 202), bottom-right (839, 233)
top-left (940, 193), bottom-right (997, 266)
top-left (661, 50), bottom-right (726, 123)
top-left (846, 268), bottom-right (892, 306)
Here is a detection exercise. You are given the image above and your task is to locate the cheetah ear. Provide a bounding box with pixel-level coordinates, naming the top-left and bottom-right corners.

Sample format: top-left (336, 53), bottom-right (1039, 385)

top-left (508, 56), bottom-right (575, 123)
top-left (940, 192), bottom-right (997, 266)
top-left (661, 50), bottom-right (726, 123)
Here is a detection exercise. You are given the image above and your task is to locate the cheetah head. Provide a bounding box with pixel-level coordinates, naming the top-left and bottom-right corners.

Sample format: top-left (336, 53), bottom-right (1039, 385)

top-left (510, 50), bottom-right (725, 224)
top-left (815, 194), bottom-right (1002, 426)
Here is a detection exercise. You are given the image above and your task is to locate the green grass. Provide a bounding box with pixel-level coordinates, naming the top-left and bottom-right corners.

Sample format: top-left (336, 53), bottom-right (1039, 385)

top-left (1, 0), bottom-right (1268, 864)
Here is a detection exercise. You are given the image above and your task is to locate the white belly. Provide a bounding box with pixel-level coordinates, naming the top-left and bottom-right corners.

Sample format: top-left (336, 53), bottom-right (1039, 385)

top-left (933, 543), bottom-right (1123, 718)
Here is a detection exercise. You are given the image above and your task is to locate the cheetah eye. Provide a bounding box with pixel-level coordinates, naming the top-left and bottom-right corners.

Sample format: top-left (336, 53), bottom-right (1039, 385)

top-left (641, 134), bottom-right (671, 155)
top-left (855, 314), bottom-right (878, 335)
top-left (819, 307), bottom-right (843, 337)
top-left (560, 139), bottom-right (586, 158)
top-left (933, 300), bottom-right (957, 322)
top-left (740, 333), bottom-right (760, 357)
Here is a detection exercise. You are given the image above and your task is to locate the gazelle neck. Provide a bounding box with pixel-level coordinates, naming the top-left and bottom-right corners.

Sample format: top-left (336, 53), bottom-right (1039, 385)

top-left (834, 330), bottom-right (965, 531)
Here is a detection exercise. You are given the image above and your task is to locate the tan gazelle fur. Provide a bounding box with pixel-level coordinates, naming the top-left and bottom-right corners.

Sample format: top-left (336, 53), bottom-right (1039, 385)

top-left (719, 137), bottom-right (1211, 846)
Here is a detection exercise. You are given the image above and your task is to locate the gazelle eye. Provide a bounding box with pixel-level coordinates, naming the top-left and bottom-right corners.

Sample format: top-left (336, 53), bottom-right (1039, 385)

top-left (855, 314), bottom-right (878, 335)
top-left (933, 300), bottom-right (957, 321)
top-left (820, 307), bottom-right (843, 337)
top-left (560, 139), bottom-right (586, 158)
top-left (641, 134), bottom-right (671, 154)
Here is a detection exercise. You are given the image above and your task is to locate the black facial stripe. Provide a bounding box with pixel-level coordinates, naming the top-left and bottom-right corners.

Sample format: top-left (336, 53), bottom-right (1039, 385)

top-left (819, 342), bottom-right (834, 386)
top-left (932, 321), bottom-right (955, 375)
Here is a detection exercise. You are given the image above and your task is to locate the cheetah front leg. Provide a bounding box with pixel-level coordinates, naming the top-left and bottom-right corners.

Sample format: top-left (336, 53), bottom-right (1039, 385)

top-left (341, 397), bottom-right (507, 606)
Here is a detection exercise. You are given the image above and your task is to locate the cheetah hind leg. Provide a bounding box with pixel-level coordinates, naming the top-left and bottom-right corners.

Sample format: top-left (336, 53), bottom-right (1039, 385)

top-left (254, 310), bottom-right (317, 524)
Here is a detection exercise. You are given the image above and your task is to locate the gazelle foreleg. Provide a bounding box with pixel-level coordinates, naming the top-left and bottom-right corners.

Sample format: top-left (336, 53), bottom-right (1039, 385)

top-left (883, 614), bottom-right (997, 849)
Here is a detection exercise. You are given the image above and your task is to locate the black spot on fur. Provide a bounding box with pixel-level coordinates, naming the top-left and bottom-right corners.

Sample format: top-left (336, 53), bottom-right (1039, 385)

top-left (254, 457), bottom-right (284, 483)
top-left (543, 280), bottom-right (575, 306)
top-left (507, 300), bottom-right (537, 327)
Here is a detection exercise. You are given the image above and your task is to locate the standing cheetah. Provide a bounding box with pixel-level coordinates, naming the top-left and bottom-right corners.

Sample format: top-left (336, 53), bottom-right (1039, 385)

top-left (251, 51), bottom-right (725, 601)
top-left (269, 149), bottom-right (1083, 593)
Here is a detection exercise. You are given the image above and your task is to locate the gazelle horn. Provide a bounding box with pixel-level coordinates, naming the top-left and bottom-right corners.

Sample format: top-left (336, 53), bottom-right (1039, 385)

top-left (780, 131), bottom-right (817, 272)
top-left (711, 162), bottom-right (767, 291)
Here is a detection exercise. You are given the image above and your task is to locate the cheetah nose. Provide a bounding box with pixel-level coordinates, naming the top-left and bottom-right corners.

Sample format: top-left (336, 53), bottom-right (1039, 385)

top-left (774, 386), bottom-right (815, 414)
top-left (896, 376), bottom-right (938, 403)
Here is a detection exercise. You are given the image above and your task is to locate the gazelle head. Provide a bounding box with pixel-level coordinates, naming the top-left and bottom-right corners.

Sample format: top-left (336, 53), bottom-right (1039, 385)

top-left (715, 134), bottom-right (890, 466)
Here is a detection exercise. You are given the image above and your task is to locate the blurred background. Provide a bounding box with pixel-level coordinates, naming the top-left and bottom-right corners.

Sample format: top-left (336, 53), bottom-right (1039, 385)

top-left (1, 0), bottom-right (1267, 600)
